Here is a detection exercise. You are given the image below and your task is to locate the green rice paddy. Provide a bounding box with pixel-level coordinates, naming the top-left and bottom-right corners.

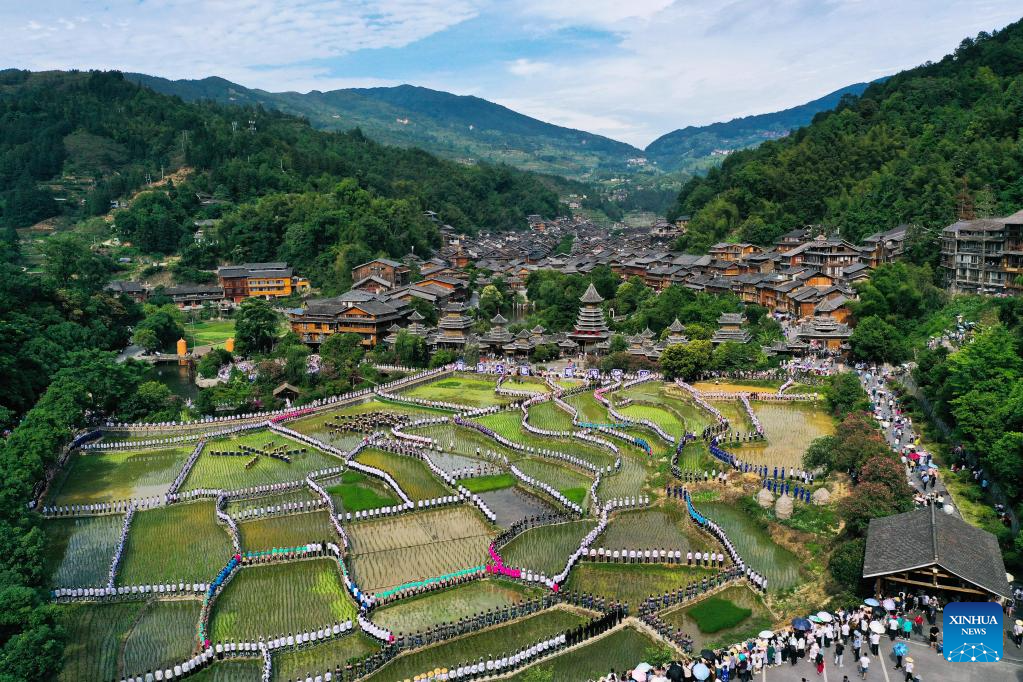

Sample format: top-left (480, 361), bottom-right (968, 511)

top-left (183, 430), bottom-right (341, 491)
top-left (460, 473), bottom-right (516, 493)
top-left (44, 514), bottom-right (125, 587)
top-left (123, 599), bottom-right (202, 674)
top-left (272, 633), bottom-right (380, 680)
top-left (501, 520), bottom-right (597, 576)
top-left (372, 579), bottom-right (542, 634)
top-left (210, 560), bottom-right (357, 641)
top-left (238, 511), bottom-right (338, 552)
top-left (563, 562), bottom-right (718, 607)
top-left (324, 470), bottom-right (399, 512)
top-left (49, 446), bottom-right (191, 505)
top-left (56, 602), bottom-right (143, 682)
top-left (354, 448), bottom-right (451, 500)
top-left (505, 626), bottom-right (660, 681)
top-left (118, 501), bottom-right (233, 584)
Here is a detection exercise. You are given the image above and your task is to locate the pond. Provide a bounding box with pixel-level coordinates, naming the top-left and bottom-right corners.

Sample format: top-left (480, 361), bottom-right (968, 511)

top-left (152, 364), bottom-right (198, 401)
top-left (698, 502), bottom-right (803, 591)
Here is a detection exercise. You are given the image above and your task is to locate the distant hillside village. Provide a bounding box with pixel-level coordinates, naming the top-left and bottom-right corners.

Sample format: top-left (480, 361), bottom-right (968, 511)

top-left (107, 209), bottom-right (1023, 361)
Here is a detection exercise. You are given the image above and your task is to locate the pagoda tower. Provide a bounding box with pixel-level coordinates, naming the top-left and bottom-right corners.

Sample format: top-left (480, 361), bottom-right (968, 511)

top-left (435, 302), bottom-right (475, 349)
top-left (569, 283), bottom-right (610, 353)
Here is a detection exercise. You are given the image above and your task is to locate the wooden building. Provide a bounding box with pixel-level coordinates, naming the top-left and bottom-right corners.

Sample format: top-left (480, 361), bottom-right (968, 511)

top-left (863, 506), bottom-right (1011, 602)
top-left (217, 262), bottom-right (310, 303)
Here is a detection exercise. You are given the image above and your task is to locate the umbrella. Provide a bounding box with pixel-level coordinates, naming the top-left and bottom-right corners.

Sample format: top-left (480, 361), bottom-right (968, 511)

top-left (893, 642), bottom-right (908, 657)
top-left (792, 618), bottom-right (812, 630)
top-left (1007, 572), bottom-right (1015, 583)
top-left (864, 598), bottom-right (880, 607)
top-left (692, 663), bottom-right (710, 681)
top-left (701, 649), bottom-right (716, 661)
top-left (869, 621), bottom-right (886, 634)
top-left (809, 615), bottom-right (822, 624)
top-left (907, 452), bottom-right (920, 460)
top-left (758, 630), bottom-right (774, 639)
top-left (817, 611), bottom-right (833, 623)
top-left (634, 663), bottom-right (653, 674)
top-left (882, 598), bottom-right (896, 611)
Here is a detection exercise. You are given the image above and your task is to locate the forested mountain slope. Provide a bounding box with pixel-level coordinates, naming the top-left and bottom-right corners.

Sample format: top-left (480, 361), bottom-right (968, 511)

top-left (0, 69), bottom-right (563, 288)
top-left (128, 74), bottom-right (643, 178)
top-left (645, 81), bottom-right (874, 171)
top-left (668, 21), bottom-right (1023, 259)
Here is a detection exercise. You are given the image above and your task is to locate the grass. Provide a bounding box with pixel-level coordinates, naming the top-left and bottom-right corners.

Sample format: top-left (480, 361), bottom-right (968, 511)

top-left (182, 430), bottom-right (340, 491)
top-left (325, 470), bottom-right (399, 513)
top-left (620, 402), bottom-right (685, 439)
top-left (563, 563), bottom-right (717, 607)
top-left (347, 506), bottom-right (495, 593)
top-left (505, 626), bottom-right (659, 682)
top-left (238, 511), bottom-right (338, 552)
top-left (44, 515), bottom-right (124, 587)
top-left (372, 579), bottom-right (542, 634)
top-left (460, 473), bottom-right (516, 493)
top-left (354, 448), bottom-right (450, 501)
top-left (527, 401), bottom-right (576, 432)
top-left (56, 602), bottom-right (143, 682)
top-left (210, 560), bottom-right (357, 641)
top-left (362, 608), bottom-right (587, 682)
top-left (184, 318), bottom-right (236, 348)
top-left (473, 411), bottom-right (615, 468)
top-left (272, 633), bottom-right (380, 680)
top-left (118, 501), bottom-right (233, 584)
top-left (500, 520), bottom-right (597, 576)
top-left (49, 446), bottom-right (192, 505)
top-left (123, 599), bottom-right (202, 674)
top-left (686, 596), bottom-right (752, 633)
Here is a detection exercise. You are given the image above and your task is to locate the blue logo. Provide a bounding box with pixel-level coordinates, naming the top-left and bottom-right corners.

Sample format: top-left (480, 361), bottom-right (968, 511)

top-left (943, 602), bottom-right (1002, 662)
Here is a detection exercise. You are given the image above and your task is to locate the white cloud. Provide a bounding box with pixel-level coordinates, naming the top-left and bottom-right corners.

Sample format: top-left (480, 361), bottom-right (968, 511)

top-left (506, 58), bottom-right (551, 76)
top-left (0, 0), bottom-right (483, 90)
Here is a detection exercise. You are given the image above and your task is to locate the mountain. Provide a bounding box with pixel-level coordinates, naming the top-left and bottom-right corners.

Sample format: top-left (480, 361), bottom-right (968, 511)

top-left (127, 74), bottom-right (644, 178)
top-left (667, 19), bottom-right (1023, 257)
top-left (0, 69), bottom-right (563, 288)
top-left (644, 81), bottom-right (875, 171)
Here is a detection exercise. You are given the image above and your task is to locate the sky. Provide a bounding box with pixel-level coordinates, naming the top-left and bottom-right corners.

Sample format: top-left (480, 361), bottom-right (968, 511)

top-left (2, 1), bottom-right (1021, 147)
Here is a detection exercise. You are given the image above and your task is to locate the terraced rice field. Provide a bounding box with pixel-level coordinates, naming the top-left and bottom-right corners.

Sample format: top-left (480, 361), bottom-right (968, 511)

top-left (619, 402), bottom-right (685, 439)
top-left (505, 626), bottom-right (660, 681)
top-left (660, 584), bottom-right (774, 650)
top-left (729, 401), bottom-right (835, 468)
top-left (287, 399), bottom-right (440, 443)
top-left (44, 514), bottom-right (124, 587)
top-left (526, 400), bottom-right (576, 432)
top-left (49, 446), bottom-right (191, 505)
top-left (596, 450), bottom-right (649, 500)
top-left (183, 431), bottom-right (340, 491)
top-left (515, 457), bottom-right (592, 505)
top-left (226, 487), bottom-right (318, 517)
top-left (699, 501), bottom-right (803, 591)
top-left (473, 411), bottom-right (615, 468)
top-left (188, 660), bottom-right (264, 681)
top-left (362, 608), bottom-right (587, 682)
top-left (122, 599), bottom-right (202, 675)
top-left (347, 506), bottom-right (496, 594)
top-left (477, 487), bottom-right (557, 528)
top-left (373, 579), bottom-right (542, 634)
top-left (710, 399), bottom-right (753, 431)
top-left (272, 633), bottom-right (380, 681)
top-left (238, 511), bottom-right (338, 552)
top-left (411, 422), bottom-right (520, 460)
top-left (354, 449), bottom-right (450, 500)
top-left (597, 507), bottom-right (713, 554)
top-left (403, 375), bottom-right (515, 407)
top-left (661, 389), bottom-right (715, 433)
top-left (118, 501), bottom-right (233, 584)
top-left (56, 602), bottom-right (143, 682)
top-left (563, 563), bottom-right (718, 607)
top-left (500, 520), bottom-right (597, 576)
top-left (210, 560), bottom-right (357, 640)
top-left (322, 470), bottom-right (399, 513)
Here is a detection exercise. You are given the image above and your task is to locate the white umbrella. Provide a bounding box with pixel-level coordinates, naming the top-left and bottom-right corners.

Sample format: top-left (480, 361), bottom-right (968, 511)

top-left (869, 621), bottom-right (886, 634)
top-left (758, 630), bottom-right (774, 639)
top-left (816, 611), bottom-right (833, 623)
top-left (882, 598), bottom-right (896, 611)
top-left (692, 663), bottom-right (710, 681)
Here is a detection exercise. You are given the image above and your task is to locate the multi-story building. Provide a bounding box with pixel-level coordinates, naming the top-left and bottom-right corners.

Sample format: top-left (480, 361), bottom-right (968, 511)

top-left (351, 258), bottom-right (411, 290)
top-left (941, 211), bottom-right (1023, 294)
top-left (862, 225), bottom-right (908, 268)
top-left (288, 297), bottom-right (406, 347)
top-left (217, 262), bottom-right (310, 303)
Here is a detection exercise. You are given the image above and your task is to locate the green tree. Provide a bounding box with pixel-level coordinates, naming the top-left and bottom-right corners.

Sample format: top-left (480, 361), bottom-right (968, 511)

top-left (478, 285), bottom-right (504, 320)
top-left (828, 537), bottom-right (866, 588)
top-left (659, 341), bottom-right (712, 381)
top-left (849, 316), bottom-right (908, 364)
top-left (235, 298), bottom-right (280, 355)
top-left (823, 372), bottom-right (871, 418)
top-left (394, 330), bottom-right (429, 368)
top-left (132, 327), bottom-right (160, 353)
top-left (119, 381), bottom-right (178, 422)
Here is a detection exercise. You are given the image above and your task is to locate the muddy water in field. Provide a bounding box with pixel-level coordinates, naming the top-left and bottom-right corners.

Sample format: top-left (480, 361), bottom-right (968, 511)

top-left (698, 502), bottom-right (803, 591)
top-left (477, 487), bottom-right (557, 528)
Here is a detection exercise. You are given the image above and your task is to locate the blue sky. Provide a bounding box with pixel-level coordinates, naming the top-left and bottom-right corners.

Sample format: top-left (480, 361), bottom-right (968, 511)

top-left (3, 1), bottom-right (1021, 146)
